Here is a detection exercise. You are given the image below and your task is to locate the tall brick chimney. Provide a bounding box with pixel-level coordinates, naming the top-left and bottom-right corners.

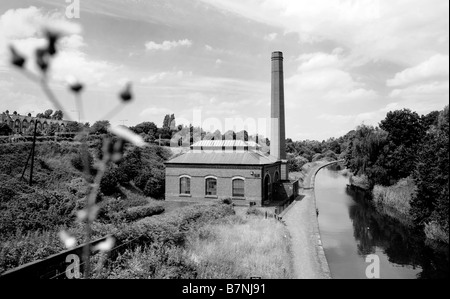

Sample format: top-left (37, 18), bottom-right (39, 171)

top-left (270, 51), bottom-right (288, 180)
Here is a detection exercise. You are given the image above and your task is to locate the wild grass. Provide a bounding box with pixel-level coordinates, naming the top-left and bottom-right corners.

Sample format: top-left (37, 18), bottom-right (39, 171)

top-left (424, 221), bottom-right (449, 244)
top-left (349, 174), bottom-right (370, 190)
top-left (184, 214), bottom-right (293, 279)
top-left (372, 177), bottom-right (416, 219)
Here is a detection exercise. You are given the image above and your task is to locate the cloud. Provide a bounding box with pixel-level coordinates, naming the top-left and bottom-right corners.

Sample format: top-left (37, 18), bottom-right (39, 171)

top-left (145, 39), bottom-right (193, 51)
top-left (0, 6), bottom-right (47, 40)
top-left (387, 54), bottom-right (449, 87)
top-left (318, 113), bottom-right (354, 124)
top-left (200, 0), bottom-right (448, 66)
top-left (286, 50), bottom-right (378, 104)
top-left (140, 70), bottom-right (189, 84)
top-left (297, 51), bottom-right (343, 72)
top-left (386, 55), bottom-right (449, 112)
top-left (0, 6), bottom-right (120, 87)
top-left (139, 107), bottom-right (173, 117)
top-left (215, 59), bottom-right (223, 66)
top-left (264, 32), bottom-right (277, 41)
top-left (388, 81), bottom-right (449, 113)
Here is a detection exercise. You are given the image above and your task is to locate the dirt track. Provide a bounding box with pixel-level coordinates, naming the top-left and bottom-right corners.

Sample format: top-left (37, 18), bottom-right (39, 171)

top-left (282, 162), bottom-right (339, 279)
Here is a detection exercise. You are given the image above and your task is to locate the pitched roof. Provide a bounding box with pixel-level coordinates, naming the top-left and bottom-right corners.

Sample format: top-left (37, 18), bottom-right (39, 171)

top-left (166, 150), bottom-right (278, 165)
top-left (190, 140), bottom-right (261, 149)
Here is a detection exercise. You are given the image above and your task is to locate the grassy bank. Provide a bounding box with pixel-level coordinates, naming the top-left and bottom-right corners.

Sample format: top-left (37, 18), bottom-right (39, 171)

top-left (0, 141), bottom-right (170, 273)
top-left (185, 214), bottom-right (293, 279)
top-left (371, 177), bottom-right (448, 244)
top-left (93, 204), bottom-right (293, 279)
top-left (349, 174), bottom-right (370, 190)
top-left (372, 177), bottom-right (415, 226)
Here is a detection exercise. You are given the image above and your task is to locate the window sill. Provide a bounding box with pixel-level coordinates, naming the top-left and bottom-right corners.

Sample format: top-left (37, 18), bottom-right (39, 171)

top-left (205, 195), bottom-right (218, 199)
top-left (179, 194), bottom-right (192, 197)
top-left (232, 197), bottom-right (246, 200)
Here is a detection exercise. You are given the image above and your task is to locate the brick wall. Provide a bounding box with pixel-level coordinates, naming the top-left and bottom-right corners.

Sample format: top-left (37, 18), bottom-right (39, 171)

top-left (165, 165), bottom-right (265, 205)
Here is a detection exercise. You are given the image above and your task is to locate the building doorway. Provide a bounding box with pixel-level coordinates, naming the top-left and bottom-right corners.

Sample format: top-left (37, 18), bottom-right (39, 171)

top-left (264, 174), bottom-right (271, 202)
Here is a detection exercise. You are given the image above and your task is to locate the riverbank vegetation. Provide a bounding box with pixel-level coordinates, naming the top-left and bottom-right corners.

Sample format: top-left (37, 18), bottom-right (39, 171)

top-left (343, 106), bottom-right (449, 244)
top-left (286, 106), bottom-right (448, 245)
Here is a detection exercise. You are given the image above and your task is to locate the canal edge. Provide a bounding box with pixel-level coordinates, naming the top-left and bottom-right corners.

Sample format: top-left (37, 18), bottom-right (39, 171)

top-left (310, 160), bottom-right (344, 279)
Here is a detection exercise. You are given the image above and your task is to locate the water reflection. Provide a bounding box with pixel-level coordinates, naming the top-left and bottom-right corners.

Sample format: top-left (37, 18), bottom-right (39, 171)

top-left (347, 187), bottom-right (449, 279)
top-left (316, 167), bottom-right (449, 279)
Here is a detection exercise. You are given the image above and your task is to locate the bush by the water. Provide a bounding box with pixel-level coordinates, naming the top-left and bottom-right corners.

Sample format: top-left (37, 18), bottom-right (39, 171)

top-left (372, 177), bottom-right (416, 220)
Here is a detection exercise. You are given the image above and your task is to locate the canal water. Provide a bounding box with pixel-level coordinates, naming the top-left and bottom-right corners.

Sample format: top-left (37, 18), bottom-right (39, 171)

top-left (315, 167), bottom-right (449, 279)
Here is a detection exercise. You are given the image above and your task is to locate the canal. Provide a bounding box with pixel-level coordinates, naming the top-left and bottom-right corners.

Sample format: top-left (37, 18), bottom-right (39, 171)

top-left (315, 166), bottom-right (449, 279)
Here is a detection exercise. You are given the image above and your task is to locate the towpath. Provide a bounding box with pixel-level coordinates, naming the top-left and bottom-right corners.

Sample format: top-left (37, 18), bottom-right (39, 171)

top-left (281, 161), bottom-right (342, 279)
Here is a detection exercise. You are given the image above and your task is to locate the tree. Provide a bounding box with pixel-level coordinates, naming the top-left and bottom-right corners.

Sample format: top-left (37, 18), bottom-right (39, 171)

top-left (44, 123), bottom-right (59, 136)
top-left (90, 120), bottom-right (110, 135)
top-left (344, 124), bottom-right (389, 187)
top-left (65, 121), bottom-right (83, 133)
top-left (236, 130), bottom-right (248, 141)
top-left (24, 125), bottom-right (43, 136)
top-left (44, 109), bottom-right (53, 119)
top-left (130, 122), bottom-right (157, 137)
top-left (0, 123), bottom-right (12, 136)
top-left (421, 110), bottom-right (440, 131)
top-left (52, 110), bottom-right (63, 120)
top-left (162, 114), bottom-right (170, 129)
top-left (143, 168), bottom-right (165, 199)
top-left (223, 130), bottom-right (236, 140)
top-left (287, 153), bottom-right (308, 172)
top-left (379, 109), bottom-right (426, 183)
top-left (169, 114), bottom-right (176, 130)
top-left (411, 106), bottom-right (449, 235)
top-left (380, 109), bottom-right (425, 147)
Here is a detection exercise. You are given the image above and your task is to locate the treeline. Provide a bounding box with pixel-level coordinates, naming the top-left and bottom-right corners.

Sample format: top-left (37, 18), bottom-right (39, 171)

top-left (342, 106), bottom-right (449, 243)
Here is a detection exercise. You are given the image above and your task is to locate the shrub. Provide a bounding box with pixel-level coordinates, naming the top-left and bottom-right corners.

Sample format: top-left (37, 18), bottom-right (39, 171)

top-left (424, 221), bottom-right (449, 244)
top-left (125, 205), bottom-right (165, 222)
top-left (185, 215), bottom-right (293, 279)
top-left (0, 230), bottom-right (64, 274)
top-left (100, 167), bottom-right (120, 195)
top-left (70, 151), bottom-right (93, 172)
top-left (372, 177), bottom-right (416, 217)
top-left (143, 177), bottom-right (164, 199)
top-left (0, 190), bottom-right (77, 239)
top-left (221, 198), bottom-right (233, 205)
top-left (66, 177), bottom-right (89, 198)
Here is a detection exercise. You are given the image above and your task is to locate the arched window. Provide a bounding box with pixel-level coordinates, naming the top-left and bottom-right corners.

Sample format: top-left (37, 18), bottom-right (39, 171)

top-left (180, 176), bottom-right (191, 195)
top-left (232, 178), bottom-right (245, 198)
top-left (205, 177), bottom-right (217, 196)
top-left (274, 171), bottom-right (279, 183)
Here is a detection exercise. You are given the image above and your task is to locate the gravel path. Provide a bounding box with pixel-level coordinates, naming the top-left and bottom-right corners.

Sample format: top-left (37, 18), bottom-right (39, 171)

top-left (282, 162), bottom-right (338, 279)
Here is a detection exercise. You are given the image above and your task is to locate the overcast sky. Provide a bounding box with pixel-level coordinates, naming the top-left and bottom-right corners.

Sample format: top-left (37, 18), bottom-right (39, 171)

top-left (0, 0), bottom-right (448, 141)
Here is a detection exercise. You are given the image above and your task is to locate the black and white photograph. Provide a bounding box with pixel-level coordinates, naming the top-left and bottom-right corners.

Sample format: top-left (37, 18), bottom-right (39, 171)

top-left (0, 0), bottom-right (448, 286)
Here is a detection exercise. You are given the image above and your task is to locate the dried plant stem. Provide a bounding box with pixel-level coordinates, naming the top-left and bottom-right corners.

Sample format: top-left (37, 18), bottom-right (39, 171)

top-left (101, 103), bottom-right (122, 122)
top-left (82, 146), bottom-right (109, 278)
top-left (75, 93), bottom-right (85, 123)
